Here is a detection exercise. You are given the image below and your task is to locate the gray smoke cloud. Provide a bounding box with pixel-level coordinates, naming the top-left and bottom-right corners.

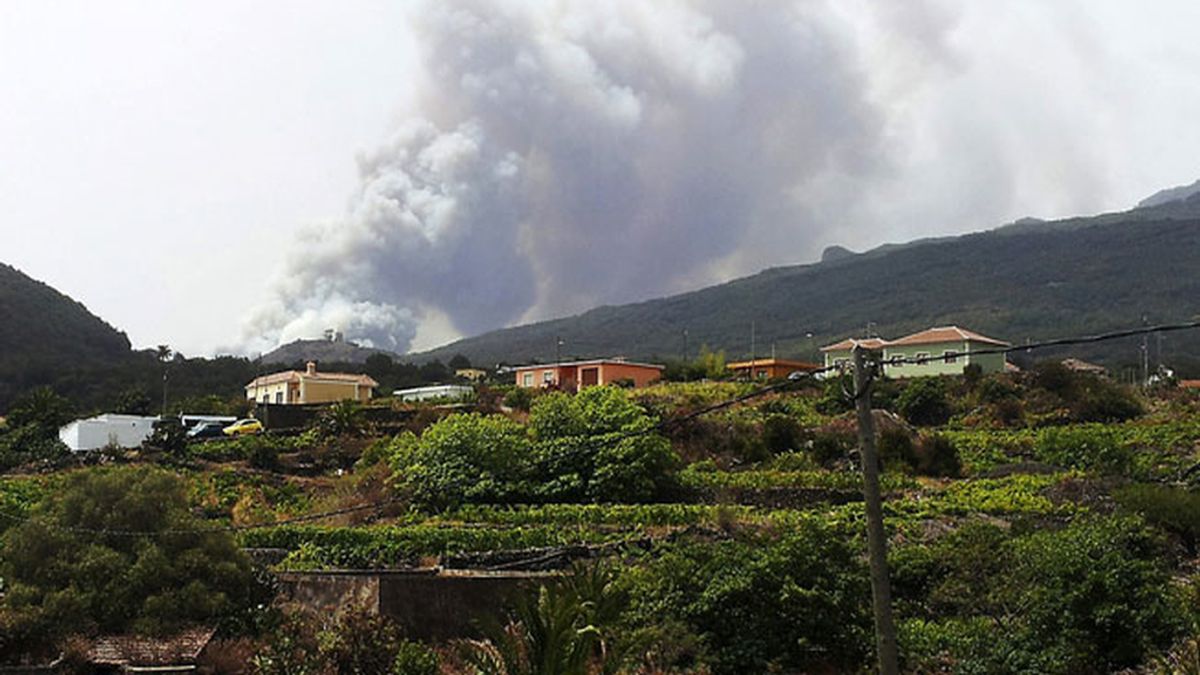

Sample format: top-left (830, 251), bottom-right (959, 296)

top-left (241, 0), bottom-right (967, 353)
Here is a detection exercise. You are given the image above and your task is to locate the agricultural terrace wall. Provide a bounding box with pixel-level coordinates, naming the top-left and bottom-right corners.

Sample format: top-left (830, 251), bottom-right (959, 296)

top-left (275, 569), bottom-right (557, 640)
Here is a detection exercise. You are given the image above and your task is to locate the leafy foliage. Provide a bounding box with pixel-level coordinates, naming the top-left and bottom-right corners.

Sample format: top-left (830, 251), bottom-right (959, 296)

top-left (390, 413), bottom-right (529, 509)
top-left (0, 467), bottom-right (254, 651)
top-left (895, 517), bottom-right (1189, 674)
top-left (897, 377), bottom-right (953, 426)
top-left (624, 522), bottom-right (871, 674)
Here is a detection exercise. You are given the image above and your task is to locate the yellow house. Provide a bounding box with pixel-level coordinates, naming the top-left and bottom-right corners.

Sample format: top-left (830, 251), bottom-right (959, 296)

top-left (245, 362), bottom-right (377, 405)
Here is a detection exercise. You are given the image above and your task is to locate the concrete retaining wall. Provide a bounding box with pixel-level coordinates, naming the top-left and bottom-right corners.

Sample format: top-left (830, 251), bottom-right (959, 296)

top-left (276, 569), bottom-right (557, 640)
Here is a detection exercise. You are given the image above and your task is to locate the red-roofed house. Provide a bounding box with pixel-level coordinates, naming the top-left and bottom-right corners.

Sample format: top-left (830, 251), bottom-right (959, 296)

top-left (820, 326), bottom-right (1010, 378)
top-left (245, 361), bottom-right (378, 405)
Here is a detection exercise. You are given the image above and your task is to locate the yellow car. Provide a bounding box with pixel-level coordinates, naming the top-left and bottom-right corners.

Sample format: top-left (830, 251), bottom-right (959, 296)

top-left (223, 419), bottom-right (264, 436)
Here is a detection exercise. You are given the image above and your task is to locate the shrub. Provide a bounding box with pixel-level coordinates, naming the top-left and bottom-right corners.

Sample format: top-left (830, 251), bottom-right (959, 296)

top-left (530, 387), bottom-right (678, 503)
top-left (1073, 378), bottom-right (1143, 423)
top-left (503, 387), bottom-right (533, 412)
top-left (392, 640), bottom-right (439, 675)
top-left (1115, 484), bottom-right (1200, 554)
top-left (877, 427), bottom-right (916, 472)
top-left (914, 433), bottom-right (962, 478)
top-left (146, 418), bottom-right (188, 458)
top-left (316, 400), bottom-right (367, 438)
top-left (390, 414), bottom-right (530, 509)
top-left (897, 378), bottom-right (953, 427)
top-left (814, 376), bottom-right (854, 415)
top-left (895, 516), bottom-right (1188, 674)
top-left (624, 523), bottom-right (871, 674)
top-left (808, 429), bottom-right (855, 465)
top-left (321, 609), bottom-right (408, 675)
top-left (247, 441), bottom-right (280, 471)
top-left (0, 467), bottom-right (254, 651)
top-left (761, 414), bottom-right (801, 456)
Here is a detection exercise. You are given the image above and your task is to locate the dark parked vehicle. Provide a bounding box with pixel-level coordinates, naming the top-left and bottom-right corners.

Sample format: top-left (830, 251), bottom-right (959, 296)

top-left (186, 421), bottom-right (227, 440)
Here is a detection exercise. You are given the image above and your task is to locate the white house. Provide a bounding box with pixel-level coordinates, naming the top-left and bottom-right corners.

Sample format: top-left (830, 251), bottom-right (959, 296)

top-left (58, 414), bottom-right (160, 452)
top-left (393, 384), bottom-right (474, 402)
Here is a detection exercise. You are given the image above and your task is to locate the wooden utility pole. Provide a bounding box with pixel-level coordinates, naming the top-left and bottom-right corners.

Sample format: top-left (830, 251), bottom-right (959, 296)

top-left (853, 345), bottom-right (900, 675)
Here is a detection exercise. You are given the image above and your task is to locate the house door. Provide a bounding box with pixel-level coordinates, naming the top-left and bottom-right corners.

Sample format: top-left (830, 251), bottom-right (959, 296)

top-left (580, 367), bottom-right (599, 387)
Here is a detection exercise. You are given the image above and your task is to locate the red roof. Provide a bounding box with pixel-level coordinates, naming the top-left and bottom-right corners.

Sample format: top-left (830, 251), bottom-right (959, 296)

top-left (820, 337), bottom-right (887, 352)
top-left (88, 627), bottom-right (215, 666)
top-left (247, 369), bottom-right (378, 389)
top-left (885, 326), bottom-right (1009, 348)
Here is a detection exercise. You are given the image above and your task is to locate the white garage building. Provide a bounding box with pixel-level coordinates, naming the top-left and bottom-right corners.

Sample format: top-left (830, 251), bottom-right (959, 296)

top-left (58, 414), bottom-right (160, 452)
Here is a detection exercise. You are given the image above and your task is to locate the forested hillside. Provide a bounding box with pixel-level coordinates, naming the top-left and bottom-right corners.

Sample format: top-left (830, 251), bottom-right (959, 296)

top-left (417, 195), bottom-right (1200, 373)
top-left (0, 263), bottom-right (132, 405)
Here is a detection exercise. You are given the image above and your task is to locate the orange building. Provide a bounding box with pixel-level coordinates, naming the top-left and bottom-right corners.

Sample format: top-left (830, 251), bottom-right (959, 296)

top-left (727, 358), bottom-right (821, 380)
top-left (513, 359), bottom-right (664, 391)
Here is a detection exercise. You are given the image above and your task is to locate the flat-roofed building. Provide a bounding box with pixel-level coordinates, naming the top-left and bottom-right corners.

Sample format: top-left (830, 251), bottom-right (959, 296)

top-left (727, 358), bottom-right (821, 380)
top-left (513, 358), bottom-right (664, 391)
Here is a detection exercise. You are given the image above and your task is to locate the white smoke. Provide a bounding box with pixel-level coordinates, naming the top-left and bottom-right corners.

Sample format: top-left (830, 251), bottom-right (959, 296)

top-left (241, 0), bottom-right (1121, 354)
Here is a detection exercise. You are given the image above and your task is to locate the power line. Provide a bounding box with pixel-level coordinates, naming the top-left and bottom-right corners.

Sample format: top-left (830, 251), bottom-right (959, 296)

top-left (2, 317), bottom-right (1197, 538)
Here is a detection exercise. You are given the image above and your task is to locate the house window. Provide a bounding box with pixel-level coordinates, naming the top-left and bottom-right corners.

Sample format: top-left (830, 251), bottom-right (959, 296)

top-left (275, 391), bottom-right (283, 403)
top-left (914, 352), bottom-right (930, 365)
top-left (543, 370), bottom-right (555, 384)
top-left (834, 358), bottom-right (849, 368)
top-left (756, 369), bottom-right (769, 379)
top-left (943, 350), bottom-right (958, 364)
top-left (522, 373), bottom-right (533, 387)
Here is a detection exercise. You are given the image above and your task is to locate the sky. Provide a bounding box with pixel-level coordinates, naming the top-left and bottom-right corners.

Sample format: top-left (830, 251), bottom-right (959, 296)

top-left (2, 1), bottom-right (1199, 357)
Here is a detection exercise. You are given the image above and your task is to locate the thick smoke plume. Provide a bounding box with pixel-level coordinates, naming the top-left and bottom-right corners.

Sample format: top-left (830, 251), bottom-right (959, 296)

top-left (242, 0), bottom-right (998, 353)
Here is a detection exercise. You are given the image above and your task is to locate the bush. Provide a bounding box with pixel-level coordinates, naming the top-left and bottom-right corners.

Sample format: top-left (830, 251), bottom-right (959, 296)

top-left (392, 640), bottom-right (439, 675)
top-left (1073, 378), bottom-right (1143, 423)
top-left (0, 467), bottom-right (254, 653)
top-left (503, 387), bottom-right (533, 412)
top-left (390, 413), bottom-right (530, 509)
top-left (914, 434), bottom-right (962, 478)
top-left (877, 427), bottom-right (916, 472)
top-left (624, 523), bottom-right (871, 674)
top-left (814, 376), bottom-right (854, 415)
top-left (761, 414), bottom-right (801, 456)
top-left (247, 441), bottom-right (280, 471)
top-left (897, 378), bottom-right (953, 427)
top-left (808, 429), bottom-right (855, 465)
top-left (1116, 484), bottom-right (1200, 554)
top-left (895, 517), bottom-right (1188, 674)
top-left (530, 387), bottom-right (678, 503)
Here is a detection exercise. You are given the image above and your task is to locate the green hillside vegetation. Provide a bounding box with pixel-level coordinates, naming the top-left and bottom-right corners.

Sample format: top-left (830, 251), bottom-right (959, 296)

top-left (417, 196), bottom-right (1200, 375)
top-left (0, 263), bottom-right (131, 405)
top-left (3, 369), bottom-right (1200, 672)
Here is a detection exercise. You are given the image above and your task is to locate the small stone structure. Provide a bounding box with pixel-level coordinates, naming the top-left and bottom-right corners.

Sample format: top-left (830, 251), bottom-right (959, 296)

top-left (276, 568), bottom-right (558, 640)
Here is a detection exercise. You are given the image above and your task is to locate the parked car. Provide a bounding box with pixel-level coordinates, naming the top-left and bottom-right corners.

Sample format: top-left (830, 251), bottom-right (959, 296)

top-left (186, 421), bottom-right (227, 440)
top-left (223, 419), bottom-right (264, 436)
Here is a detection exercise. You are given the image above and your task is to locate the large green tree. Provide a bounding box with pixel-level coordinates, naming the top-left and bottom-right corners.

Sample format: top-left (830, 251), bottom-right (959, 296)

top-left (0, 467), bottom-right (254, 654)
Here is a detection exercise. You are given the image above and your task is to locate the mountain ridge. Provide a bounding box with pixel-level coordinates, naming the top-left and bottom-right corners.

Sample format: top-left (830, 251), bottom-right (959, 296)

top-left (413, 194), bottom-right (1200, 369)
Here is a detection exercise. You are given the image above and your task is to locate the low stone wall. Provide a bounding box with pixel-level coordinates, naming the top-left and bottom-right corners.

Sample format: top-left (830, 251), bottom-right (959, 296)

top-left (276, 568), bottom-right (558, 640)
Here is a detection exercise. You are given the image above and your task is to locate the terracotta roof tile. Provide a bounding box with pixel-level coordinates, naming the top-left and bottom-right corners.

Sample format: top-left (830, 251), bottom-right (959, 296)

top-left (885, 326), bottom-right (1009, 348)
top-left (88, 627), bottom-right (215, 666)
top-left (247, 370), bottom-right (378, 389)
top-left (819, 337), bottom-right (888, 352)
